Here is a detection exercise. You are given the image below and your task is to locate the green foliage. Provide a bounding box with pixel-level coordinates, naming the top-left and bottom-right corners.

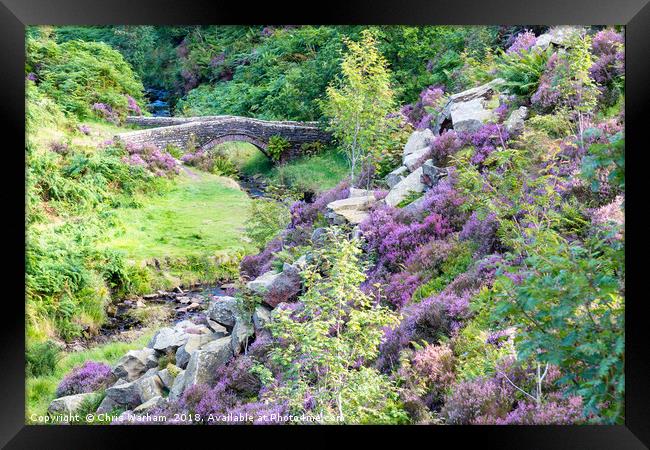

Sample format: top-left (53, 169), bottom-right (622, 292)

top-left (322, 30), bottom-right (397, 184)
top-left (376, 26), bottom-right (499, 97)
top-left (266, 135), bottom-right (291, 162)
top-left (452, 296), bottom-right (515, 381)
top-left (26, 341), bottom-right (62, 377)
top-left (496, 47), bottom-right (551, 97)
top-left (527, 110), bottom-right (575, 138)
top-left (26, 332), bottom-right (153, 422)
top-left (396, 190), bottom-right (424, 208)
top-left (299, 141), bottom-right (325, 157)
top-left (176, 26), bottom-right (349, 121)
top-left (491, 230), bottom-right (624, 423)
top-left (412, 242), bottom-right (474, 301)
top-left (269, 148), bottom-right (349, 193)
top-left (581, 133), bottom-right (625, 192)
top-left (27, 29), bottom-right (146, 122)
top-left (266, 229), bottom-right (406, 423)
top-left (54, 25), bottom-right (187, 92)
top-left (245, 198), bottom-right (291, 250)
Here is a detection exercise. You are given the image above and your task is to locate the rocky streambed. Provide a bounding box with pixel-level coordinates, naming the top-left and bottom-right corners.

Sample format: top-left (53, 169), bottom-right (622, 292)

top-left (64, 284), bottom-right (237, 352)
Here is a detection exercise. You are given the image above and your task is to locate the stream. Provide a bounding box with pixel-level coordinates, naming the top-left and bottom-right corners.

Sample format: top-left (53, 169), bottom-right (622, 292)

top-left (67, 284), bottom-right (237, 351)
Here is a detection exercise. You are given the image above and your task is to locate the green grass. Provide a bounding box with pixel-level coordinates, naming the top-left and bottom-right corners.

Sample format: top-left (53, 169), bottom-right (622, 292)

top-left (26, 332), bottom-right (153, 422)
top-left (214, 142), bottom-right (349, 193)
top-left (105, 168), bottom-right (252, 260)
top-left (269, 148), bottom-right (349, 193)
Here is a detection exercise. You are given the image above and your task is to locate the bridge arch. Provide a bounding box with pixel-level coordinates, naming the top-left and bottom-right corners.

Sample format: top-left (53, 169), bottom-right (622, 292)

top-left (200, 133), bottom-right (269, 157)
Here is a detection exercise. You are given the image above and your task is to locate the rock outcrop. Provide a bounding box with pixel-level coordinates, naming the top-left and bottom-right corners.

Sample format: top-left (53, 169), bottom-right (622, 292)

top-left (326, 189), bottom-right (378, 225)
top-left (447, 79), bottom-right (504, 133)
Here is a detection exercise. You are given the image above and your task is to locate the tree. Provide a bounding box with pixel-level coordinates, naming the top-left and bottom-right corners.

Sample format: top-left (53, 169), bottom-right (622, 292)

top-left (322, 30), bottom-right (396, 186)
top-left (266, 228), bottom-right (407, 423)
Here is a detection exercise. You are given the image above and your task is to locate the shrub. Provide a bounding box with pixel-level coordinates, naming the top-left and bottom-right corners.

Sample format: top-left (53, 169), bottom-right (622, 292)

top-left (360, 204), bottom-right (451, 277)
top-left (441, 377), bottom-right (511, 424)
top-left (497, 46), bottom-right (551, 98)
top-left (527, 111), bottom-right (574, 138)
top-left (377, 297), bottom-right (450, 372)
top-left (27, 34), bottom-right (145, 122)
top-left (289, 180), bottom-right (350, 229)
top-left (459, 211), bottom-right (501, 255)
top-left (26, 341), bottom-right (61, 377)
top-left (589, 28), bottom-right (624, 87)
top-left (430, 130), bottom-right (463, 165)
top-left (55, 361), bottom-right (114, 397)
top-left (506, 30), bottom-right (537, 55)
top-left (399, 343), bottom-right (456, 409)
top-left (245, 199), bottom-right (291, 251)
top-left (267, 135), bottom-right (291, 162)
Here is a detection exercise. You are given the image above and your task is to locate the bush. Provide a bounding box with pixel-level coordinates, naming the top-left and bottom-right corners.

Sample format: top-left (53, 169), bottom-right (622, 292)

top-left (55, 361), bottom-right (114, 397)
top-left (27, 32), bottom-right (146, 122)
top-left (26, 341), bottom-right (61, 377)
top-left (266, 135), bottom-right (291, 162)
top-left (245, 199), bottom-right (291, 251)
top-left (496, 46), bottom-right (551, 98)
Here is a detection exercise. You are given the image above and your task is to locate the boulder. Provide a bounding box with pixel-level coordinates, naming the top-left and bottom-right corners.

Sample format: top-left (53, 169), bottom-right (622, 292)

top-left (48, 393), bottom-right (96, 417)
top-left (231, 315), bottom-right (254, 354)
top-left (175, 333), bottom-right (217, 369)
top-left (348, 188), bottom-right (375, 198)
top-left (420, 160), bottom-right (446, 187)
top-left (168, 370), bottom-right (186, 402)
top-left (105, 380), bottom-right (142, 408)
top-left (403, 147), bottom-right (430, 171)
top-left (386, 165), bottom-right (409, 189)
top-left (253, 305), bottom-right (272, 330)
top-left (105, 375), bottom-right (164, 409)
top-left (147, 327), bottom-right (189, 354)
top-left (205, 296), bottom-right (239, 327)
top-left (533, 26), bottom-right (583, 50)
top-left (246, 271), bottom-right (280, 294)
top-left (385, 166), bottom-right (426, 207)
top-left (136, 375), bottom-right (165, 404)
top-left (504, 106), bottom-right (528, 134)
top-left (183, 337), bottom-right (233, 389)
top-left (403, 129), bottom-right (434, 157)
top-left (326, 194), bottom-right (377, 225)
top-left (141, 367), bottom-right (159, 378)
top-left (96, 395), bottom-right (119, 415)
top-left (133, 395), bottom-right (166, 414)
top-left (261, 264), bottom-right (302, 308)
top-left (449, 79), bottom-right (504, 133)
top-left (112, 348), bottom-right (158, 381)
top-left (310, 227), bottom-right (328, 246)
top-left (157, 367), bottom-right (177, 390)
top-left (207, 319), bottom-right (228, 335)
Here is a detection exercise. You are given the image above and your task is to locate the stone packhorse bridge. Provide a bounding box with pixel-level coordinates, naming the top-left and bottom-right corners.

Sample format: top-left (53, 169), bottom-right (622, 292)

top-left (116, 115), bottom-right (331, 158)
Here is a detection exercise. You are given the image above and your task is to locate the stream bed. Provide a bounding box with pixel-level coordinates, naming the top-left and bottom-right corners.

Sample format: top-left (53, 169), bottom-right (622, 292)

top-left (65, 283), bottom-right (236, 351)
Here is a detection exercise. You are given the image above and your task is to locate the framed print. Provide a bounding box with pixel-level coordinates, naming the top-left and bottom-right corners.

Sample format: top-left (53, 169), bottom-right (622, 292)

top-left (1, 0), bottom-right (648, 447)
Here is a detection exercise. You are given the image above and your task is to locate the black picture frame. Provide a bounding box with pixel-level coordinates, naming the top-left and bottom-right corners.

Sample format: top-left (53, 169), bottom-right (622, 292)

top-left (2, 0), bottom-right (648, 447)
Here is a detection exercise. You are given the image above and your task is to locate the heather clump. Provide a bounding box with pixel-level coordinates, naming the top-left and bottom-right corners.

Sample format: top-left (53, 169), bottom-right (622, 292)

top-left (506, 30), bottom-right (537, 56)
top-left (123, 143), bottom-right (179, 177)
top-left (55, 361), bottom-right (114, 397)
top-left (360, 204), bottom-right (451, 278)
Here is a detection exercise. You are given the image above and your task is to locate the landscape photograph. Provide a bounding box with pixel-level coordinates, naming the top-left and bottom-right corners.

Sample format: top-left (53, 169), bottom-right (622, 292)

top-left (25, 24), bottom-right (625, 425)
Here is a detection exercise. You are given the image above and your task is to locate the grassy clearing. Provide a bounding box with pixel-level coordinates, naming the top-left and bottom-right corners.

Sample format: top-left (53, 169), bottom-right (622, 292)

top-left (26, 332), bottom-right (153, 422)
top-left (105, 167), bottom-right (252, 260)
